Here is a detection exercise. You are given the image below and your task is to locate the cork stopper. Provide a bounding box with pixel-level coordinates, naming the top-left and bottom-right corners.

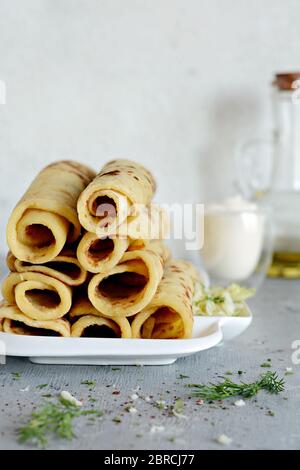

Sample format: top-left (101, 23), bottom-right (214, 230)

top-left (273, 72), bottom-right (300, 90)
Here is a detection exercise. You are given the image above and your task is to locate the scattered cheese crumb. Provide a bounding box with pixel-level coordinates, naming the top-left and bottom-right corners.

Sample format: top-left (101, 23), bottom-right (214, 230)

top-left (234, 399), bottom-right (246, 407)
top-left (20, 386), bottom-right (30, 392)
top-left (60, 391), bottom-right (83, 407)
top-left (127, 406), bottom-right (137, 414)
top-left (130, 393), bottom-right (139, 401)
top-left (173, 410), bottom-right (188, 420)
top-left (286, 367), bottom-right (293, 372)
top-left (216, 434), bottom-right (233, 446)
top-left (150, 425), bottom-right (165, 434)
top-left (144, 396), bottom-right (151, 402)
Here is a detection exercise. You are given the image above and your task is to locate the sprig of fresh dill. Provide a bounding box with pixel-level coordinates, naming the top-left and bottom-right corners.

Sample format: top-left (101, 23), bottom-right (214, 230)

top-left (18, 397), bottom-right (103, 447)
top-left (188, 371), bottom-right (285, 401)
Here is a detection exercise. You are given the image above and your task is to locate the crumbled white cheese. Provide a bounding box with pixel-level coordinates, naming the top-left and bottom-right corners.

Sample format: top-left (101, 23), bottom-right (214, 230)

top-left (216, 434), bottom-right (233, 446)
top-left (172, 410), bottom-right (188, 420)
top-left (60, 391), bottom-right (83, 407)
top-left (144, 396), bottom-right (151, 402)
top-left (130, 393), bottom-right (139, 401)
top-left (286, 367), bottom-right (293, 373)
top-left (127, 406), bottom-right (137, 414)
top-left (150, 425), bottom-right (165, 434)
top-left (20, 386), bottom-right (30, 392)
top-left (133, 385), bottom-right (141, 392)
top-left (234, 399), bottom-right (246, 407)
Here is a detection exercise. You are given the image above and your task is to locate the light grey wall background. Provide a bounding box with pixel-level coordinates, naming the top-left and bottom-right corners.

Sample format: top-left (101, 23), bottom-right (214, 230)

top-left (0, 0), bottom-right (299, 256)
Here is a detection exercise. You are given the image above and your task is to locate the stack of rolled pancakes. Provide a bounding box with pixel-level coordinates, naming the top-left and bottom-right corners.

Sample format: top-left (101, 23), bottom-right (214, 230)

top-left (0, 159), bottom-right (199, 339)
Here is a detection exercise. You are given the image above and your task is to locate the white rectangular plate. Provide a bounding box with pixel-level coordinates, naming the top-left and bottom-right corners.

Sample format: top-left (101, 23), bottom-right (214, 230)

top-left (0, 312), bottom-right (252, 365)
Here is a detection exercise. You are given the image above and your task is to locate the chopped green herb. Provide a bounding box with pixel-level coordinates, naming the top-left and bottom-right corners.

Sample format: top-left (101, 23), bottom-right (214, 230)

top-left (238, 371), bottom-right (244, 375)
top-left (225, 371), bottom-right (233, 376)
top-left (285, 371), bottom-right (293, 376)
top-left (36, 384), bottom-right (48, 390)
top-left (41, 394), bottom-right (52, 398)
top-left (18, 397), bottom-right (103, 447)
top-left (266, 410), bottom-right (275, 417)
top-left (205, 295), bottom-right (225, 304)
top-left (111, 368), bottom-right (121, 371)
top-left (155, 400), bottom-right (166, 410)
top-left (81, 380), bottom-right (96, 388)
top-left (112, 416), bottom-right (122, 424)
top-left (188, 371), bottom-right (285, 401)
top-left (11, 372), bottom-right (21, 381)
top-left (178, 374), bottom-right (190, 379)
top-left (260, 363), bottom-right (272, 368)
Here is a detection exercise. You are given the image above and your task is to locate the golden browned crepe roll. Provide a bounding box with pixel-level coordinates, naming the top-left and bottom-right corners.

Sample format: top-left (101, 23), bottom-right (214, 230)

top-left (1, 272), bottom-right (72, 320)
top-left (131, 260), bottom-right (199, 339)
top-left (88, 241), bottom-right (170, 318)
top-left (71, 316), bottom-right (121, 338)
top-left (77, 234), bottom-right (130, 274)
top-left (0, 303), bottom-right (71, 337)
top-left (7, 248), bottom-right (87, 286)
top-left (69, 296), bottom-right (131, 338)
top-left (7, 161), bottom-right (96, 264)
top-left (77, 205), bottom-right (169, 274)
top-left (77, 160), bottom-right (156, 234)
top-left (117, 203), bottom-right (170, 242)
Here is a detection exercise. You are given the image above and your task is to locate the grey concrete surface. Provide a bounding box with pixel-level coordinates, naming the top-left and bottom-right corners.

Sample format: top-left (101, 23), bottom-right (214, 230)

top-left (0, 278), bottom-right (299, 450)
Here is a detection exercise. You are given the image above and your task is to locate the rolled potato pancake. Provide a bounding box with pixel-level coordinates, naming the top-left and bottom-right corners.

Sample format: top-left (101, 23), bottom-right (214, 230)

top-left (88, 241), bottom-right (170, 317)
top-left (70, 296), bottom-right (131, 338)
top-left (77, 204), bottom-right (169, 274)
top-left (71, 315), bottom-right (128, 338)
top-left (77, 235), bottom-right (153, 274)
top-left (2, 272), bottom-right (72, 320)
top-left (7, 248), bottom-right (87, 286)
top-left (77, 233), bottom-right (130, 274)
top-left (7, 160), bottom-right (96, 264)
top-left (124, 204), bottom-right (170, 242)
top-left (77, 159), bottom-right (156, 234)
top-left (0, 303), bottom-right (71, 336)
top-left (131, 260), bottom-right (199, 339)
